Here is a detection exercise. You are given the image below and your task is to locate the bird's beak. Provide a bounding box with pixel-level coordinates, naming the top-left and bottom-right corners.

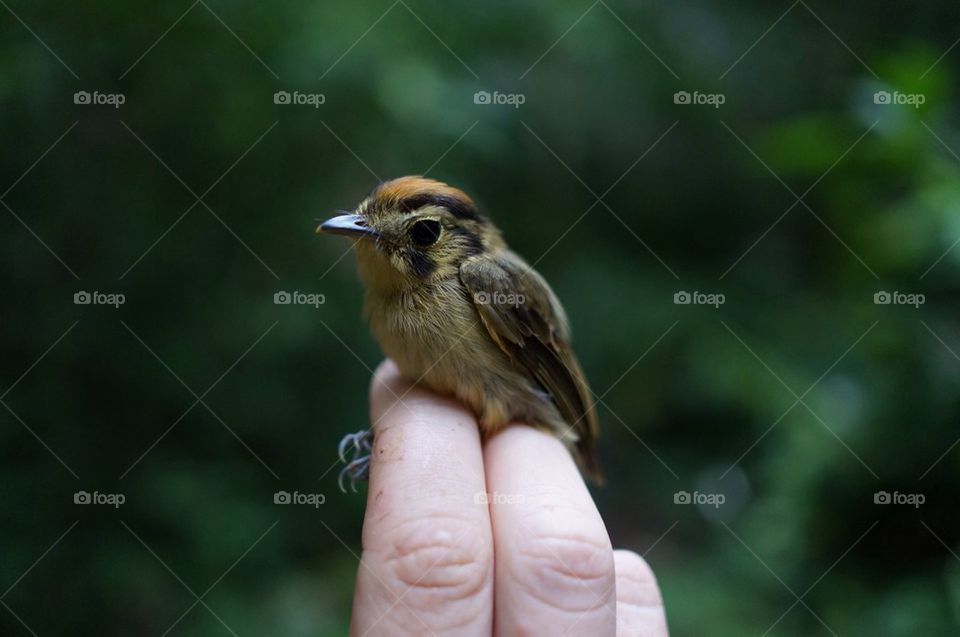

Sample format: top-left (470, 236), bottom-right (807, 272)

top-left (316, 213), bottom-right (377, 238)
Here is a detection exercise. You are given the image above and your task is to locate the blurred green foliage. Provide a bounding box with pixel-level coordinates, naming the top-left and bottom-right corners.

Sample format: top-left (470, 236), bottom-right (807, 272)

top-left (1, 1), bottom-right (959, 635)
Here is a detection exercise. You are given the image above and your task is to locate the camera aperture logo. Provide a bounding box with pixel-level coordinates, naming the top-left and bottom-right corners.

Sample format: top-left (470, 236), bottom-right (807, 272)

top-left (674, 90), bottom-right (725, 108)
top-left (873, 90), bottom-right (925, 108)
top-left (874, 490), bottom-right (924, 508)
top-left (274, 490), bottom-right (325, 508)
top-left (674, 490), bottom-right (725, 508)
top-left (473, 291), bottom-right (525, 307)
top-left (674, 290), bottom-right (725, 308)
top-left (74, 90), bottom-right (125, 108)
top-left (74, 490), bottom-right (125, 508)
top-left (74, 290), bottom-right (125, 308)
top-left (274, 290), bottom-right (325, 308)
top-left (273, 90), bottom-right (325, 108)
top-left (873, 290), bottom-right (924, 308)
top-left (473, 90), bottom-right (526, 108)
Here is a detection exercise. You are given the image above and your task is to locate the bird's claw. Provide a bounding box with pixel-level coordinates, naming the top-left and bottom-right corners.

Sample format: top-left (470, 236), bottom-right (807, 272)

top-left (337, 429), bottom-right (373, 493)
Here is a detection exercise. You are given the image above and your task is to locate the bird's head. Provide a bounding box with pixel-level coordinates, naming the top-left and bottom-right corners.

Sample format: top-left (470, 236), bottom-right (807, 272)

top-left (318, 176), bottom-right (499, 292)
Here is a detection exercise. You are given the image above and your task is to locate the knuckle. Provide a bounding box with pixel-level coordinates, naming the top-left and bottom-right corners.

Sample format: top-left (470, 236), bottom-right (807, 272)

top-left (381, 515), bottom-right (492, 607)
top-left (513, 532), bottom-right (615, 613)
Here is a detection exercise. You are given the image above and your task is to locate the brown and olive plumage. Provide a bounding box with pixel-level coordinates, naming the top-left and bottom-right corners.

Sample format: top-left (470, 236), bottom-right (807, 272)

top-left (319, 176), bottom-right (602, 482)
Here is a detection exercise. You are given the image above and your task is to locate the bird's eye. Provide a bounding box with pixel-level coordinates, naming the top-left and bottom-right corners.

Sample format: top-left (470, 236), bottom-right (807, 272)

top-left (409, 219), bottom-right (442, 246)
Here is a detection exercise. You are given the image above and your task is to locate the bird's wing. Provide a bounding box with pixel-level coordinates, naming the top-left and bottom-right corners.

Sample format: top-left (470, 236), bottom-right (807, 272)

top-left (459, 250), bottom-right (602, 481)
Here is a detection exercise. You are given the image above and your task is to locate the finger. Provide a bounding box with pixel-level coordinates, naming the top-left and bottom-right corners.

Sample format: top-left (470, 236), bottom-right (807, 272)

top-left (613, 550), bottom-right (668, 637)
top-left (350, 360), bottom-right (494, 637)
top-left (484, 425), bottom-right (616, 636)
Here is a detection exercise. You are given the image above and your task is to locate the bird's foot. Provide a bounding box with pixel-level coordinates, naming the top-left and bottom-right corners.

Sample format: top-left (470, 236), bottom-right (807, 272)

top-left (338, 428), bottom-right (374, 493)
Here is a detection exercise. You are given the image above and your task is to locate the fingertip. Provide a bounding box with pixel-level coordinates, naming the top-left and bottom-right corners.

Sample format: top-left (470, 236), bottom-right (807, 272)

top-left (369, 359), bottom-right (479, 435)
top-left (372, 358), bottom-right (401, 386)
top-left (369, 359), bottom-right (406, 414)
top-left (370, 358), bottom-right (404, 395)
top-left (365, 360), bottom-right (488, 506)
top-left (485, 424), bottom-right (585, 489)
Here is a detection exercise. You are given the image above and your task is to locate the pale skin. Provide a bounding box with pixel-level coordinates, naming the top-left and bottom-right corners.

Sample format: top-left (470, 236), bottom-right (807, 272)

top-left (349, 361), bottom-right (669, 636)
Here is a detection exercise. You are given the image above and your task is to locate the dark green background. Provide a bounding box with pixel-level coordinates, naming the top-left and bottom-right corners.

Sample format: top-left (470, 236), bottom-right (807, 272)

top-left (1, 1), bottom-right (958, 635)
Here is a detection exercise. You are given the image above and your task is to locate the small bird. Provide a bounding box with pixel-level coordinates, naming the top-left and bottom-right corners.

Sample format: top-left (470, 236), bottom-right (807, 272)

top-left (318, 176), bottom-right (601, 490)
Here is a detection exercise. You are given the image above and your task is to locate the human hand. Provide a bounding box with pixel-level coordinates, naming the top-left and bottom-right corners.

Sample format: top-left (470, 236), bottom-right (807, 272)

top-left (348, 361), bottom-right (669, 636)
